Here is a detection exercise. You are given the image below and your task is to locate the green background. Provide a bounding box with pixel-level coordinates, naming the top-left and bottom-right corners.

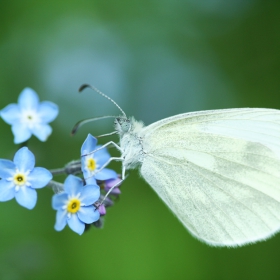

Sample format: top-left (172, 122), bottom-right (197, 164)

top-left (1, 1), bottom-right (280, 279)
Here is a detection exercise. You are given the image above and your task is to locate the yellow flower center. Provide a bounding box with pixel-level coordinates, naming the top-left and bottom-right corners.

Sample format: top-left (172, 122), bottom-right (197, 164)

top-left (13, 173), bottom-right (27, 186)
top-left (87, 158), bottom-right (96, 171)
top-left (67, 198), bottom-right (81, 213)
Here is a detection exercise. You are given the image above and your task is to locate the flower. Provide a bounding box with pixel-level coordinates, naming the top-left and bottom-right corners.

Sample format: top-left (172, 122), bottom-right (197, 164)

top-left (0, 87), bottom-right (59, 144)
top-left (81, 134), bottom-right (117, 184)
top-left (52, 175), bottom-right (100, 235)
top-left (0, 147), bottom-right (52, 209)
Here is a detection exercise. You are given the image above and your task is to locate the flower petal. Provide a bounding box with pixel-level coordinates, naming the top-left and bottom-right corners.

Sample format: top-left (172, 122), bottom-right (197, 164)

top-left (0, 159), bottom-right (16, 178)
top-left (81, 156), bottom-right (90, 175)
top-left (105, 177), bottom-right (121, 188)
top-left (81, 134), bottom-right (97, 155)
top-left (106, 186), bottom-right (121, 195)
top-left (84, 176), bottom-right (97, 186)
top-left (94, 168), bottom-right (117, 181)
top-left (98, 204), bottom-right (106, 216)
top-left (80, 184), bottom-right (100, 205)
top-left (67, 214), bottom-right (85, 235)
top-left (15, 187), bottom-right (37, 209)
top-left (38, 101), bottom-right (59, 123)
top-left (29, 167), bottom-right (52, 188)
top-left (105, 177), bottom-right (121, 187)
top-left (94, 146), bottom-right (111, 166)
top-left (13, 147), bottom-right (35, 172)
top-left (0, 180), bottom-right (15, 201)
top-left (54, 209), bottom-right (67, 231)
top-left (18, 88), bottom-right (39, 110)
top-left (12, 123), bottom-right (32, 144)
top-left (0, 104), bottom-right (20, 125)
top-left (64, 175), bottom-right (83, 196)
top-left (31, 124), bottom-right (52, 142)
top-left (78, 206), bottom-right (100, 224)
top-left (52, 193), bottom-right (68, 210)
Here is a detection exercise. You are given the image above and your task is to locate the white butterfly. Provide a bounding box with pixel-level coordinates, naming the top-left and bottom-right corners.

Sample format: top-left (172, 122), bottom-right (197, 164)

top-left (80, 85), bottom-right (280, 247)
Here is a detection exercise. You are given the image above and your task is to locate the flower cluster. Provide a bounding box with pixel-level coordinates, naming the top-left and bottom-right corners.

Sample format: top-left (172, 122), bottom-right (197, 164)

top-left (0, 88), bottom-right (122, 235)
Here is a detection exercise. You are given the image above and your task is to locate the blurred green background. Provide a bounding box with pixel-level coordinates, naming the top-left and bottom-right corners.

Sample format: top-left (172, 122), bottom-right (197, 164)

top-left (1, 1), bottom-right (280, 279)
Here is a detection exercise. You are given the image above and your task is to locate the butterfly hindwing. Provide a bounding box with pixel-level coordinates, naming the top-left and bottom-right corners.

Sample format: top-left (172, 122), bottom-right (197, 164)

top-left (139, 108), bottom-right (280, 246)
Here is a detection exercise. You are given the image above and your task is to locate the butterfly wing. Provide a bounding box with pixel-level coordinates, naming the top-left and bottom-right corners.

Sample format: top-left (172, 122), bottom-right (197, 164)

top-left (139, 108), bottom-right (280, 246)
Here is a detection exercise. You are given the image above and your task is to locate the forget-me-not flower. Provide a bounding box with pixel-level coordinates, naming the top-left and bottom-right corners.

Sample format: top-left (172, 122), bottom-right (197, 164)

top-left (52, 175), bottom-right (100, 235)
top-left (0, 87), bottom-right (59, 144)
top-left (0, 147), bottom-right (52, 209)
top-left (81, 134), bottom-right (117, 185)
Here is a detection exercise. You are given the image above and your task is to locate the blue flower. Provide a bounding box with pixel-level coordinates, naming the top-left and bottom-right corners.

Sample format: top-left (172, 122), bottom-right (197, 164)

top-left (0, 87), bottom-right (59, 144)
top-left (0, 147), bottom-right (52, 209)
top-left (52, 175), bottom-right (100, 235)
top-left (81, 134), bottom-right (117, 184)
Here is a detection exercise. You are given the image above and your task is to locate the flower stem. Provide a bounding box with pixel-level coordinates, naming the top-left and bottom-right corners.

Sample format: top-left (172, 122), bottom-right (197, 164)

top-left (48, 180), bottom-right (64, 193)
top-left (49, 160), bottom-right (82, 176)
top-left (48, 168), bottom-right (66, 175)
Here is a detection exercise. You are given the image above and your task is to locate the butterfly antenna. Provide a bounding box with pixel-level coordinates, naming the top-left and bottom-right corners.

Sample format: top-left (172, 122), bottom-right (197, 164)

top-left (71, 116), bottom-right (115, 135)
top-left (79, 84), bottom-right (127, 118)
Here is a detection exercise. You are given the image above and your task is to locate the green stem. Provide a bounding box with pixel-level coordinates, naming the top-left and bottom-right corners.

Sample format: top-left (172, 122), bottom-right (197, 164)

top-left (48, 180), bottom-right (64, 193)
top-left (49, 160), bottom-right (82, 176)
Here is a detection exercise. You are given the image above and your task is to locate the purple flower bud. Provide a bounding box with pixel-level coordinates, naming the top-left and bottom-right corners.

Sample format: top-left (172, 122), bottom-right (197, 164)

top-left (98, 204), bottom-right (106, 216)
top-left (104, 176), bottom-right (122, 195)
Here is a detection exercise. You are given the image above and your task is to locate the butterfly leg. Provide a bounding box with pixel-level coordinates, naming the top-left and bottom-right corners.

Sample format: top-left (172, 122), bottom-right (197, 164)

top-left (122, 166), bottom-right (126, 180)
top-left (97, 162), bottom-right (127, 206)
top-left (100, 177), bottom-right (124, 204)
top-left (82, 141), bottom-right (123, 157)
top-left (96, 156), bottom-right (124, 174)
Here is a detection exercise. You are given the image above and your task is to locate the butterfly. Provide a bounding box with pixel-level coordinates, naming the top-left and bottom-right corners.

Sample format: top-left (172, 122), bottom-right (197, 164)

top-left (79, 84), bottom-right (280, 247)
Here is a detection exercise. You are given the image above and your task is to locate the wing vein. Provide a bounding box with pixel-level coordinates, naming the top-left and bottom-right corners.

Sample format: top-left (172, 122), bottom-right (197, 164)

top-left (148, 157), bottom-right (236, 241)
top-left (186, 160), bottom-right (277, 233)
top-left (186, 166), bottom-right (249, 242)
top-left (152, 146), bottom-right (280, 180)
top-left (150, 153), bottom-right (279, 231)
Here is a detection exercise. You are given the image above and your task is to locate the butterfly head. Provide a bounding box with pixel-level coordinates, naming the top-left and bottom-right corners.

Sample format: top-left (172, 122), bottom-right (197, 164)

top-left (114, 116), bottom-right (131, 135)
